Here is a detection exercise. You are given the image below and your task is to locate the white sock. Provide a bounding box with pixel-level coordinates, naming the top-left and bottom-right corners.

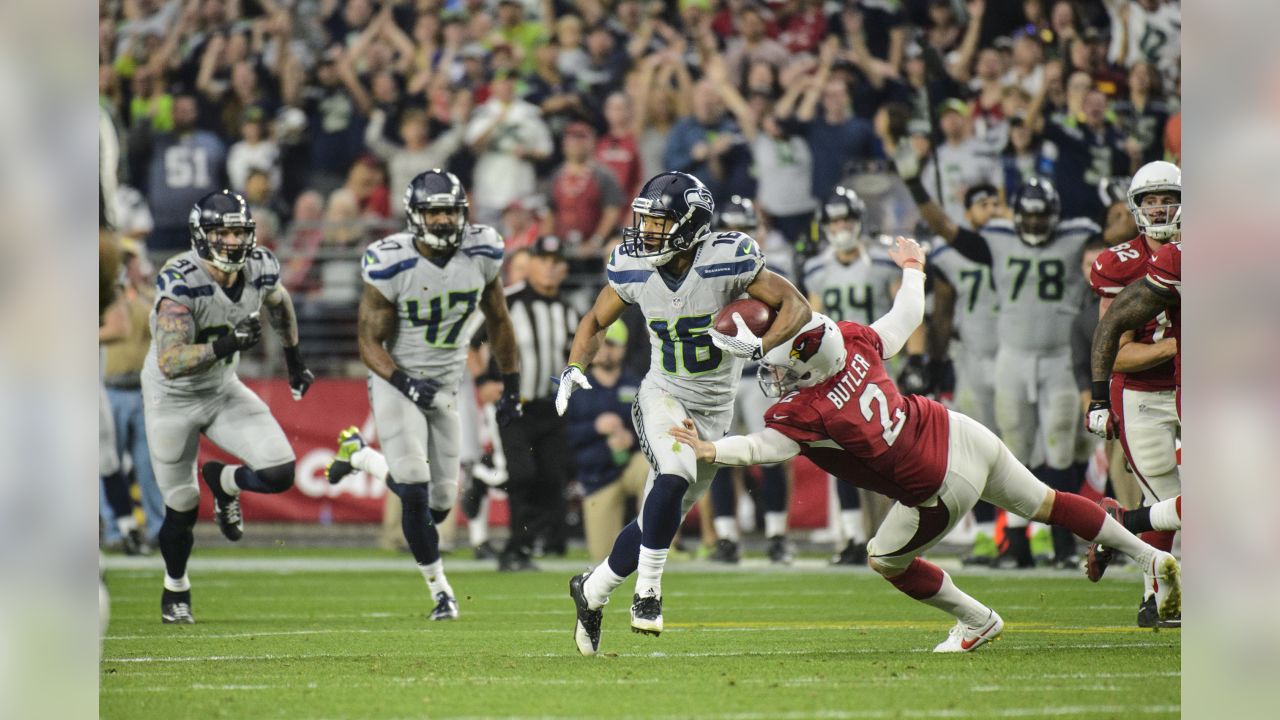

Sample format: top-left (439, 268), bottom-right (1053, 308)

top-left (1005, 511), bottom-right (1029, 529)
top-left (220, 465), bottom-right (241, 496)
top-left (116, 514), bottom-right (138, 536)
top-left (584, 562), bottom-right (626, 610)
top-left (920, 570), bottom-right (991, 627)
top-left (418, 560), bottom-right (453, 598)
top-left (1151, 497), bottom-right (1182, 531)
top-left (713, 516), bottom-right (739, 542)
top-left (840, 510), bottom-right (864, 544)
top-left (1092, 514), bottom-right (1156, 569)
top-left (351, 447), bottom-right (389, 482)
top-left (467, 496), bottom-right (490, 546)
top-left (764, 511), bottom-right (788, 539)
top-left (163, 573), bottom-right (191, 592)
top-left (635, 546), bottom-right (669, 598)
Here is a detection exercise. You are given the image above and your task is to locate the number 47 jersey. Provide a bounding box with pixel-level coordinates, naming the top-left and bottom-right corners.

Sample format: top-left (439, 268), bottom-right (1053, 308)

top-left (606, 231), bottom-right (766, 412)
top-left (361, 226), bottom-right (504, 389)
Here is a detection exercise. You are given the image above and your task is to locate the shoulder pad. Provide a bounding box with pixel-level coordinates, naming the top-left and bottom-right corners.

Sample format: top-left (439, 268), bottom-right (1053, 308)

top-left (461, 224), bottom-right (505, 260)
top-left (247, 247), bottom-right (281, 289)
top-left (694, 231), bottom-right (765, 279)
top-left (362, 233), bottom-right (419, 280)
top-left (606, 246), bottom-right (653, 286)
top-left (1057, 217), bottom-right (1101, 238)
top-left (983, 219), bottom-right (1017, 235)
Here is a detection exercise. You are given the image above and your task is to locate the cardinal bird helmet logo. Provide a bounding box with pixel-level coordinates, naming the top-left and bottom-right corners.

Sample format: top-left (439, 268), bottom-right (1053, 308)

top-left (789, 326), bottom-right (826, 362)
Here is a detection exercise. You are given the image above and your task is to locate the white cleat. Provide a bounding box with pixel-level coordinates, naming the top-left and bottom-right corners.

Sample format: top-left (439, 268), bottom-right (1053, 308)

top-left (933, 610), bottom-right (1004, 653)
top-left (1150, 551), bottom-right (1181, 621)
top-left (630, 593), bottom-right (663, 636)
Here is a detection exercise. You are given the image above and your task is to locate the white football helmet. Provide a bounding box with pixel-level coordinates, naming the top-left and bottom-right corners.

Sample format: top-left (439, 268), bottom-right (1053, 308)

top-left (757, 313), bottom-right (846, 397)
top-left (1127, 161), bottom-right (1181, 241)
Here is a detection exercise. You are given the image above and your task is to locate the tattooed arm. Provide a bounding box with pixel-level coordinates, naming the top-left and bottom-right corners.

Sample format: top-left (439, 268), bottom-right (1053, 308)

top-left (262, 284), bottom-right (300, 346)
top-left (1091, 280), bottom-right (1176, 390)
top-left (154, 298), bottom-right (220, 379)
top-left (357, 282), bottom-right (400, 381)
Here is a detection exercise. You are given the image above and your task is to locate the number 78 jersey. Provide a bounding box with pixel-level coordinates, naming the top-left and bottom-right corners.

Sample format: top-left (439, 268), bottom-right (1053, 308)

top-left (360, 227), bottom-right (504, 389)
top-left (607, 231), bottom-right (766, 411)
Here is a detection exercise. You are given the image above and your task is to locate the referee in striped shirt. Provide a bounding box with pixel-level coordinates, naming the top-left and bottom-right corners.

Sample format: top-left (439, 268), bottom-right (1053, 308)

top-left (498, 235), bottom-right (579, 570)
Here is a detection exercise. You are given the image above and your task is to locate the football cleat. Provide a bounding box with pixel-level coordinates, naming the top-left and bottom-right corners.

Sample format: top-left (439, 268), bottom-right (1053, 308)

top-left (630, 593), bottom-right (663, 636)
top-left (767, 535), bottom-right (794, 565)
top-left (1149, 551), bottom-right (1181, 621)
top-left (120, 527), bottom-right (151, 556)
top-left (1137, 595), bottom-right (1181, 629)
top-left (569, 572), bottom-right (603, 656)
top-left (1085, 498), bottom-right (1123, 582)
top-left (430, 591), bottom-right (459, 621)
top-left (709, 538), bottom-right (740, 564)
top-left (161, 589), bottom-right (195, 625)
top-left (933, 610), bottom-right (1003, 653)
top-left (326, 426), bottom-right (366, 485)
top-left (473, 540), bottom-right (499, 560)
top-left (831, 540), bottom-right (868, 566)
top-left (201, 461), bottom-right (243, 541)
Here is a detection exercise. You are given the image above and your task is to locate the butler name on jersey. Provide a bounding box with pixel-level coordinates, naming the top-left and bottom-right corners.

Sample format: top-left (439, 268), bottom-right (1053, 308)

top-left (142, 246), bottom-right (282, 394)
top-left (605, 229), bottom-right (766, 411)
top-left (360, 224), bottom-right (504, 389)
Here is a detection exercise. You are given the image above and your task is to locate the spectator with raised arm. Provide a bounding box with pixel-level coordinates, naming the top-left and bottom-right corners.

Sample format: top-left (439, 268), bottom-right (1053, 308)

top-left (465, 69), bottom-right (554, 225)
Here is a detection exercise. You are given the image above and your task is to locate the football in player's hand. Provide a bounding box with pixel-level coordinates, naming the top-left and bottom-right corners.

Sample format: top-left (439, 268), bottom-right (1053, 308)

top-left (715, 299), bottom-right (776, 337)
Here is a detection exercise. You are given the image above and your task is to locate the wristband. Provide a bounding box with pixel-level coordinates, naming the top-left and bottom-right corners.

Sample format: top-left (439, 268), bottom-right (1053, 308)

top-left (502, 372), bottom-right (521, 397)
top-left (391, 369), bottom-right (413, 394)
top-left (284, 345), bottom-right (305, 373)
top-left (211, 333), bottom-right (240, 360)
top-left (905, 177), bottom-right (931, 205)
top-left (1091, 380), bottom-right (1110, 403)
top-left (568, 362), bottom-right (585, 373)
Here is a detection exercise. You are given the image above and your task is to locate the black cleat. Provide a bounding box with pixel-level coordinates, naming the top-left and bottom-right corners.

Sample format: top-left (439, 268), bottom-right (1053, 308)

top-left (767, 535), bottom-right (794, 565)
top-left (630, 593), bottom-right (663, 636)
top-left (161, 589), bottom-right (195, 624)
top-left (709, 538), bottom-right (740, 564)
top-left (992, 532), bottom-right (1034, 569)
top-left (1085, 498), bottom-right (1123, 581)
top-left (831, 540), bottom-right (867, 566)
top-left (430, 591), bottom-right (459, 621)
top-left (120, 527), bottom-right (151, 556)
top-left (569, 572), bottom-right (603, 656)
top-left (1137, 595), bottom-right (1181, 629)
top-left (498, 550), bottom-right (539, 572)
top-left (473, 540), bottom-right (499, 560)
top-left (201, 461), bottom-right (243, 541)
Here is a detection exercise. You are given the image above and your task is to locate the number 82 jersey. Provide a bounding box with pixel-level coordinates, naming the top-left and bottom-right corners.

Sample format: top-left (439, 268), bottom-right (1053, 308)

top-left (361, 226), bottom-right (504, 389)
top-left (607, 231), bottom-right (765, 411)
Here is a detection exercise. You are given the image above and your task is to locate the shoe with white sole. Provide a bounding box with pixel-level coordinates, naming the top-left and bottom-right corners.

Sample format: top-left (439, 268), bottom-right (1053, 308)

top-left (630, 593), bottom-right (663, 636)
top-left (569, 572), bottom-right (603, 656)
top-left (933, 610), bottom-right (1004, 653)
top-left (1149, 551), bottom-right (1181, 621)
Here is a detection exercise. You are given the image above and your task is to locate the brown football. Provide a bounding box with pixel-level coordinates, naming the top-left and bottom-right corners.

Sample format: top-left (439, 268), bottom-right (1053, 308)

top-left (715, 298), bottom-right (777, 337)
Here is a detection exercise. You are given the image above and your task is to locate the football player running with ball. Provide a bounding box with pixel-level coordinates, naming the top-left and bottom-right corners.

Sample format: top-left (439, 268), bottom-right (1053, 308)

top-left (671, 236), bottom-right (1181, 652)
top-left (144, 190), bottom-right (314, 624)
top-left (558, 171), bottom-right (811, 656)
top-left (338, 169), bottom-right (522, 621)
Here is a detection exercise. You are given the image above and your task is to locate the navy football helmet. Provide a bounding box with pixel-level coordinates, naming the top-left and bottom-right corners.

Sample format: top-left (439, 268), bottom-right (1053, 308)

top-left (716, 195), bottom-right (759, 234)
top-left (1011, 176), bottom-right (1061, 246)
top-left (818, 186), bottom-right (866, 253)
top-left (620, 171), bottom-right (714, 267)
top-left (189, 190), bottom-right (256, 272)
top-left (405, 169), bottom-right (469, 249)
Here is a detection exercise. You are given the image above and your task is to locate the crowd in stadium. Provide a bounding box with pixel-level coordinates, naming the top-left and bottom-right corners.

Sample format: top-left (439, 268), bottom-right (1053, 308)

top-left (98, 0), bottom-right (1182, 611)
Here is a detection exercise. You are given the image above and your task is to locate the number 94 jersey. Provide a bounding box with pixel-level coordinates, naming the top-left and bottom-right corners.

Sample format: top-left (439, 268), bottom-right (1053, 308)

top-left (142, 248), bottom-right (282, 395)
top-left (361, 226), bottom-right (504, 389)
top-left (607, 231), bottom-right (766, 412)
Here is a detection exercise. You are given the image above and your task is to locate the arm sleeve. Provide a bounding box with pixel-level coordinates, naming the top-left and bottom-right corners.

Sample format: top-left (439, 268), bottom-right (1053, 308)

top-left (869, 268), bottom-right (926, 359)
top-left (711, 428), bottom-right (802, 466)
top-left (950, 227), bottom-right (993, 265)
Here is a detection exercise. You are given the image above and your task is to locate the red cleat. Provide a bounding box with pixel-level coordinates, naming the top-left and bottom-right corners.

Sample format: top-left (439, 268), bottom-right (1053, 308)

top-left (1085, 498), bottom-right (1125, 582)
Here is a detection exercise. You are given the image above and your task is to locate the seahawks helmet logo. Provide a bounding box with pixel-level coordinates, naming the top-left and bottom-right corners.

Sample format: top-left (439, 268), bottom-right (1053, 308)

top-left (789, 326), bottom-right (826, 362)
top-left (684, 185), bottom-right (713, 214)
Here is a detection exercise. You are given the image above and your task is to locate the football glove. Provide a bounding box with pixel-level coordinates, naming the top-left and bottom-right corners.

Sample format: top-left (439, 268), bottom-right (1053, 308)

top-left (283, 345), bottom-right (314, 400)
top-left (554, 363), bottom-right (592, 416)
top-left (391, 370), bottom-right (443, 411)
top-left (495, 373), bottom-right (523, 426)
top-left (1085, 399), bottom-right (1117, 440)
top-left (211, 312), bottom-right (263, 359)
top-left (708, 312), bottom-right (763, 361)
top-left (896, 355), bottom-right (933, 396)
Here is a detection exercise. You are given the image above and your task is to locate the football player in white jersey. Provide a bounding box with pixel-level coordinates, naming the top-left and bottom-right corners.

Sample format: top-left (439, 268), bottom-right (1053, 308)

top-left (142, 191), bottom-right (314, 624)
top-left (556, 171), bottom-right (811, 655)
top-left (334, 170), bottom-right (521, 621)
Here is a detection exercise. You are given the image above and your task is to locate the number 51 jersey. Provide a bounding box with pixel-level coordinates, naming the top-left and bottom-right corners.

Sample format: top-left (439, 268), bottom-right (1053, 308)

top-left (606, 232), bottom-right (766, 411)
top-left (361, 226), bottom-right (504, 390)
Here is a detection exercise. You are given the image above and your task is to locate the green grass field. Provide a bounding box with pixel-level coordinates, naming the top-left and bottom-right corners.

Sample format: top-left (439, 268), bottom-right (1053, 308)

top-left (100, 550), bottom-right (1179, 719)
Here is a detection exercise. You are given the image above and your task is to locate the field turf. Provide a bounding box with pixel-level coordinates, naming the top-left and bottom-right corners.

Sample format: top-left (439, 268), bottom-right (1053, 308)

top-left (100, 549), bottom-right (1180, 719)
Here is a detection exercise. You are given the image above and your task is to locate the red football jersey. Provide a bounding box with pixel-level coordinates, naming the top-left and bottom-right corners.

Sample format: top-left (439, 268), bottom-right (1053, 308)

top-left (1145, 240), bottom-right (1182, 394)
top-left (1090, 237), bottom-right (1177, 391)
top-left (764, 322), bottom-right (951, 507)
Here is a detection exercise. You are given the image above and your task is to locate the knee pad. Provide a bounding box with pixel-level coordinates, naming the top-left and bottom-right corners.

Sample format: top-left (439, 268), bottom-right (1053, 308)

top-left (430, 507), bottom-right (451, 524)
top-left (429, 478), bottom-right (458, 512)
top-left (256, 462), bottom-right (296, 493)
top-left (165, 486), bottom-right (201, 513)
